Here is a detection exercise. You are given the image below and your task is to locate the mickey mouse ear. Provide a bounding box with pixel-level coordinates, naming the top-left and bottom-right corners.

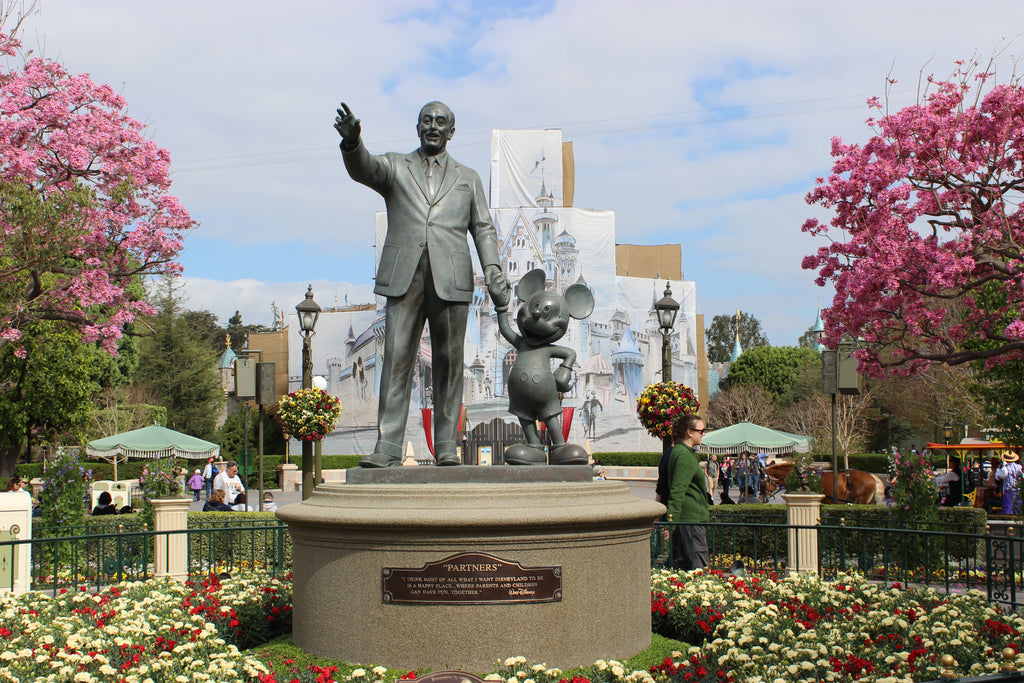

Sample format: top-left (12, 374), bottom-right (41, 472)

top-left (563, 283), bottom-right (595, 319)
top-left (516, 269), bottom-right (547, 303)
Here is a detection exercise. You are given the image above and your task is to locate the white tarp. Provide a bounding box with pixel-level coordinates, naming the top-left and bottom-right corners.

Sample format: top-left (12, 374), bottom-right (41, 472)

top-left (298, 129), bottom-right (698, 456)
top-left (490, 130), bottom-right (564, 209)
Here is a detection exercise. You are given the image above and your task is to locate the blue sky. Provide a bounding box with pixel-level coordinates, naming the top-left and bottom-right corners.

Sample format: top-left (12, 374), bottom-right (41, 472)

top-left (18, 0), bottom-right (1024, 344)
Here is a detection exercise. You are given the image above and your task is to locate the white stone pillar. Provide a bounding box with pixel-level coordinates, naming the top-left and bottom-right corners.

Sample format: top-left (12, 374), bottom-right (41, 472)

top-left (0, 491), bottom-right (32, 594)
top-left (278, 463), bottom-right (299, 491)
top-left (151, 497), bottom-right (190, 581)
top-left (783, 491), bottom-right (824, 574)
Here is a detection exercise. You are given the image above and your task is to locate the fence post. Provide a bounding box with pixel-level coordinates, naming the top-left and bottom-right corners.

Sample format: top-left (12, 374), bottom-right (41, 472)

top-left (277, 463), bottom-right (299, 492)
top-left (783, 491), bottom-right (824, 573)
top-left (0, 491), bottom-right (32, 594)
top-left (151, 497), bottom-right (190, 581)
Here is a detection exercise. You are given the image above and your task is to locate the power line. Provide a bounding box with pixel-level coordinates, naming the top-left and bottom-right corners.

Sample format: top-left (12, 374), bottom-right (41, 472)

top-left (170, 93), bottom-right (888, 175)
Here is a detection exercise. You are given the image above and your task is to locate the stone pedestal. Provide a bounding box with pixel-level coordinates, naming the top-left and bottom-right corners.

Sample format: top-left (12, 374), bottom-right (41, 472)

top-left (278, 467), bottom-right (664, 671)
top-left (151, 497), bottom-right (191, 581)
top-left (783, 491), bottom-right (824, 573)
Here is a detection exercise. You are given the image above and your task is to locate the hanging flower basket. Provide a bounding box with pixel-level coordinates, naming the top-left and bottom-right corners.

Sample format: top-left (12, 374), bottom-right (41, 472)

top-left (636, 381), bottom-right (700, 439)
top-left (277, 388), bottom-right (342, 442)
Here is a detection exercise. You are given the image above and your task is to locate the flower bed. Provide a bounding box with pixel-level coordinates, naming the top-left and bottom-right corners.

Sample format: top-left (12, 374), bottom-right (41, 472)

top-left (3, 568), bottom-right (1023, 682)
top-left (650, 568), bottom-right (1023, 682)
top-left (0, 572), bottom-right (291, 682)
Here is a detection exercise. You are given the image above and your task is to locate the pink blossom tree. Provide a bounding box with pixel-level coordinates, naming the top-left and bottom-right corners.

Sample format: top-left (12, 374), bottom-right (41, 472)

top-left (803, 58), bottom-right (1024, 377)
top-left (0, 13), bottom-right (191, 358)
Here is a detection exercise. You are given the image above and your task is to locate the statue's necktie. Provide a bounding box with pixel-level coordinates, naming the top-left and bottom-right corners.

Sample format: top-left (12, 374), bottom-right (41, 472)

top-left (426, 159), bottom-right (438, 197)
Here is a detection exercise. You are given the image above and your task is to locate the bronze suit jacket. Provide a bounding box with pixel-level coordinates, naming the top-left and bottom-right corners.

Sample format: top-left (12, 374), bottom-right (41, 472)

top-left (342, 141), bottom-right (501, 303)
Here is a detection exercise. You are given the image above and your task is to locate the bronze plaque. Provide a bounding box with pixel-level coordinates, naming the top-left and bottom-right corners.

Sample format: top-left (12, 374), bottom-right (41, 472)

top-left (382, 552), bottom-right (562, 605)
top-left (415, 673), bottom-right (488, 683)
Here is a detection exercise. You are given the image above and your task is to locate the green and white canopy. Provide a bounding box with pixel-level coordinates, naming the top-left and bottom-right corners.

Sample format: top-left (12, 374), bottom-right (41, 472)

top-left (87, 425), bottom-right (220, 461)
top-left (696, 422), bottom-right (812, 456)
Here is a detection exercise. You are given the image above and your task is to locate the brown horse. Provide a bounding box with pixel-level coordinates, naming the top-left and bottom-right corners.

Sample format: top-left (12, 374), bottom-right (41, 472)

top-left (762, 462), bottom-right (793, 500)
top-left (820, 469), bottom-right (884, 504)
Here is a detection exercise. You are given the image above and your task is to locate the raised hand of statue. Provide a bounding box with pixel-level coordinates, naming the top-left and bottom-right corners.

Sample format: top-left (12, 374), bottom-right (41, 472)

top-left (334, 102), bottom-right (361, 142)
top-left (484, 264), bottom-right (511, 308)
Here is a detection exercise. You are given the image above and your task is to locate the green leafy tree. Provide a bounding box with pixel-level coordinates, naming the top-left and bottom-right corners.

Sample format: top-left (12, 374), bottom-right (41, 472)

top-left (181, 309), bottom-right (227, 354)
top-left (798, 327), bottom-right (820, 349)
top-left (215, 408), bottom-right (286, 459)
top-left (962, 285), bottom-right (1024, 448)
top-left (226, 310), bottom-right (270, 353)
top-left (0, 322), bottom-right (110, 476)
top-left (724, 346), bottom-right (821, 407)
top-left (88, 384), bottom-right (167, 443)
top-left (135, 276), bottom-right (224, 439)
top-left (705, 311), bottom-right (769, 363)
top-left (973, 362), bottom-right (1024, 449)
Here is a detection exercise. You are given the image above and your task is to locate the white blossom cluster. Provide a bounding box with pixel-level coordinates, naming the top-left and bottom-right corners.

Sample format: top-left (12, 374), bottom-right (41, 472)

top-left (0, 576), bottom-right (273, 682)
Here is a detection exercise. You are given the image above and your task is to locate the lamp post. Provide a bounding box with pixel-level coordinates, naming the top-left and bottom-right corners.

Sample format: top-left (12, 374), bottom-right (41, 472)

top-left (296, 285), bottom-right (321, 500)
top-left (814, 325), bottom-right (841, 502)
top-left (654, 282), bottom-right (679, 453)
top-left (942, 419), bottom-right (953, 472)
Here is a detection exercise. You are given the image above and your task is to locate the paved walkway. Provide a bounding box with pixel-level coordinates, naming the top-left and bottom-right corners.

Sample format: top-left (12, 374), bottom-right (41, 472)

top-left (187, 487), bottom-right (302, 513)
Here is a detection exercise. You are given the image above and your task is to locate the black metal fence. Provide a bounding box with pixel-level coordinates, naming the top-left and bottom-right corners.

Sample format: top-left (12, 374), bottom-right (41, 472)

top-left (2, 520), bottom-right (289, 592)
top-left (654, 520), bottom-right (1024, 612)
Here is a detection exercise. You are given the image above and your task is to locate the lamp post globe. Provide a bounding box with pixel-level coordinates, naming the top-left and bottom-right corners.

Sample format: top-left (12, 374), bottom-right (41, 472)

top-left (654, 283), bottom-right (680, 339)
top-left (654, 282), bottom-right (679, 452)
top-left (295, 285), bottom-right (321, 500)
top-left (296, 284), bottom-right (321, 336)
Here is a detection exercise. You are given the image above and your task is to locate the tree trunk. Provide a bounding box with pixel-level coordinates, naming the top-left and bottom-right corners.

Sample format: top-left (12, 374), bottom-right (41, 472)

top-left (0, 442), bottom-right (26, 478)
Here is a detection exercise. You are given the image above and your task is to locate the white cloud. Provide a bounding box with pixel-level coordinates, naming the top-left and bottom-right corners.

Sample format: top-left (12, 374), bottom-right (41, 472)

top-left (17, 0), bottom-right (1024, 340)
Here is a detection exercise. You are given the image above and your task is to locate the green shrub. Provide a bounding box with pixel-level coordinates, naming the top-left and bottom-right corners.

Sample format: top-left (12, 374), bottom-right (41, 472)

top-left (593, 452), bottom-right (661, 467)
top-left (321, 455), bottom-right (361, 469)
top-left (698, 503), bottom-right (986, 565)
top-left (188, 512), bottom-right (291, 571)
top-left (708, 504), bottom-right (787, 560)
top-left (819, 504), bottom-right (985, 565)
top-left (11, 463), bottom-right (43, 481)
top-left (844, 453), bottom-right (891, 473)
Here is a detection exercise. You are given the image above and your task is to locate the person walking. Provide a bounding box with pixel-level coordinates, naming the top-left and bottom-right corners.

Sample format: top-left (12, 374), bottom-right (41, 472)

top-left (749, 454), bottom-right (762, 500)
top-left (202, 458), bottom-right (215, 499)
top-left (705, 454), bottom-right (720, 498)
top-left (187, 469), bottom-right (204, 502)
top-left (719, 457), bottom-right (732, 500)
top-left (735, 452), bottom-right (749, 495)
top-left (665, 414), bottom-right (710, 571)
top-left (996, 452), bottom-right (1022, 515)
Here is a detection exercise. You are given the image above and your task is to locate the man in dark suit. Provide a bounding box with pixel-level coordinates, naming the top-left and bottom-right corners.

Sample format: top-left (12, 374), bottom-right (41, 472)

top-left (335, 101), bottom-right (510, 467)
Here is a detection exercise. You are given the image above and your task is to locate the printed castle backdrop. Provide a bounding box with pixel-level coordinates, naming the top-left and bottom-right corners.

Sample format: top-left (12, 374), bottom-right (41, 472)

top-left (288, 130), bottom-right (698, 455)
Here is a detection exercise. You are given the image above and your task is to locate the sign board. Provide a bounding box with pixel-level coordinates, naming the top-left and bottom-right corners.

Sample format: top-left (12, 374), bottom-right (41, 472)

top-left (838, 350), bottom-right (863, 395)
top-left (478, 446), bottom-right (492, 466)
top-left (821, 350), bottom-right (838, 395)
top-left (255, 362), bottom-right (276, 405)
top-left (235, 357), bottom-right (256, 398)
top-left (382, 552), bottom-right (561, 605)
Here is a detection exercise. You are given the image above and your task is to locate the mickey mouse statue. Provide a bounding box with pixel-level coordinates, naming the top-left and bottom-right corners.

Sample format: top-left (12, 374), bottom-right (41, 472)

top-left (495, 269), bottom-right (594, 465)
